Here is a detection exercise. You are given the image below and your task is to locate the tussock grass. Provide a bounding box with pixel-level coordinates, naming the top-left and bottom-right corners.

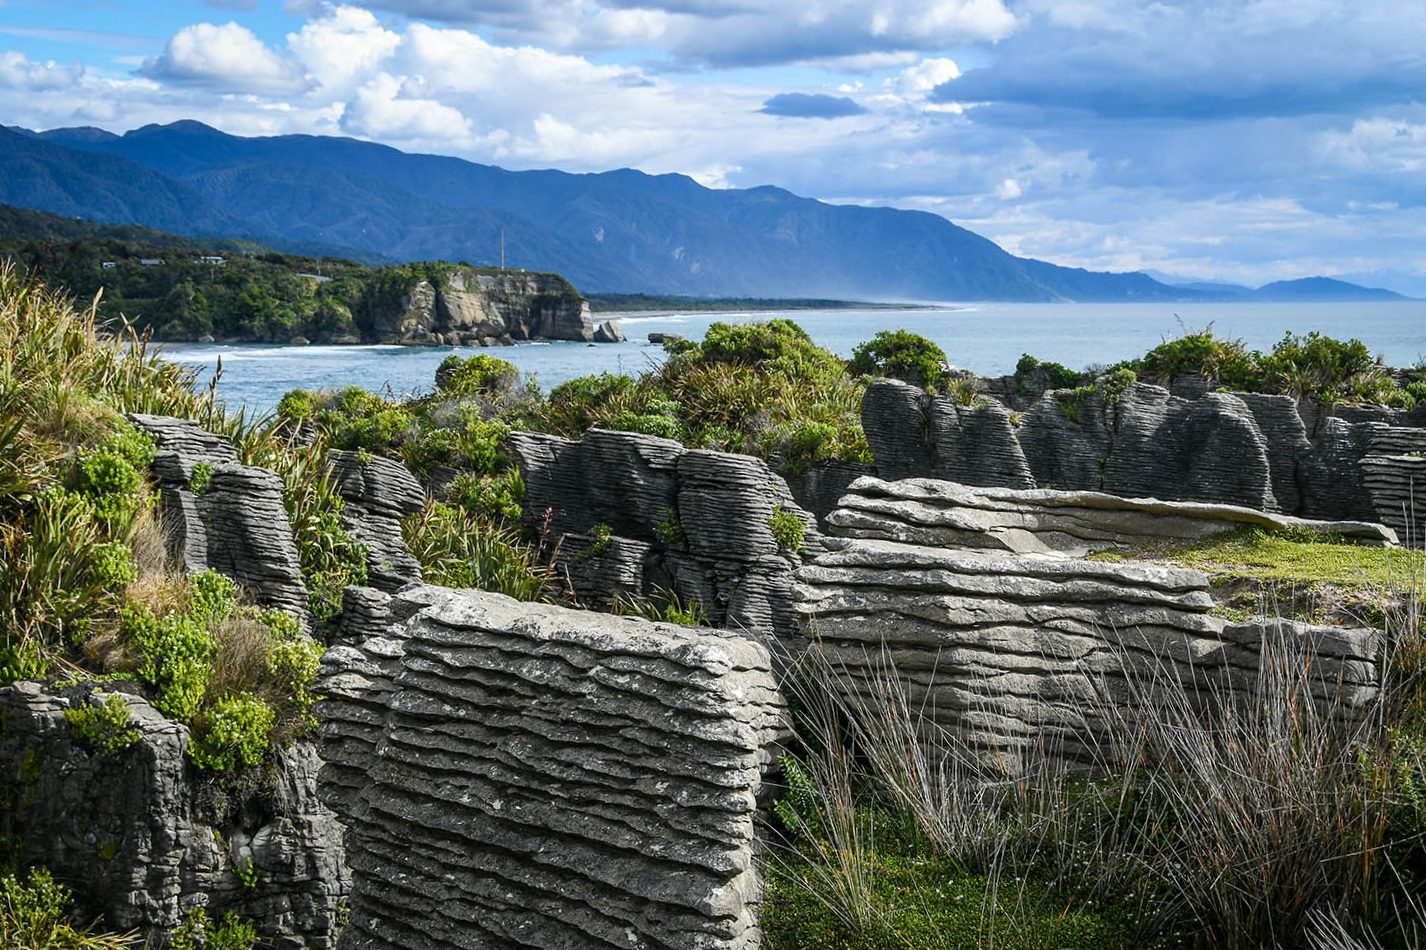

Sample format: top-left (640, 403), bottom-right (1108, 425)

top-left (769, 558), bottom-right (1426, 949)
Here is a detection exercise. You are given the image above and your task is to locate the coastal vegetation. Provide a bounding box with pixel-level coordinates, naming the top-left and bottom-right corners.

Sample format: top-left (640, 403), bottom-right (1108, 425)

top-left (2, 263), bottom-right (1424, 947)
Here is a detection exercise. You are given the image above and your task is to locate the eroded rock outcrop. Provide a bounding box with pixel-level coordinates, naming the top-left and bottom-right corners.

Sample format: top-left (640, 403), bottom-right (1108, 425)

top-left (0, 683), bottom-right (349, 947)
top-left (795, 477), bottom-right (1384, 763)
top-left (508, 428), bottom-right (824, 639)
top-left (861, 377), bottom-right (1426, 542)
top-left (327, 450), bottom-right (425, 593)
top-left (365, 269), bottom-right (600, 346)
top-left (317, 586), bottom-right (786, 950)
top-left (130, 414), bottom-right (310, 616)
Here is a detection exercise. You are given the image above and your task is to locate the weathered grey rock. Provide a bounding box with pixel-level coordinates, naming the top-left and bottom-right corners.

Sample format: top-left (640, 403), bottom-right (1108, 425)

top-left (593, 318), bottom-right (626, 343)
top-left (1300, 417), bottom-right (1387, 523)
top-left (320, 588), bottom-right (786, 950)
top-left (785, 459), bottom-right (877, 525)
top-left (1362, 454), bottom-right (1426, 549)
top-left (1016, 389), bottom-right (1116, 492)
top-left (129, 414), bottom-right (310, 615)
top-left (928, 397), bottom-right (1035, 490)
top-left (862, 380), bottom-right (934, 480)
top-left (1236, 392), bottom-right (1312, 513)
top-left (328, 450), bottom-right (425, 593)
top-left (508, 429), bottom-right (822, 639)
top-left (0, 683), bottom-right (348, 947)
top-left (797, 498), bottom-right (1382, 761)
top-left (825, 476), bottom-right (1395, 557)
top-left (860, 377), bottom-right (1423, 538)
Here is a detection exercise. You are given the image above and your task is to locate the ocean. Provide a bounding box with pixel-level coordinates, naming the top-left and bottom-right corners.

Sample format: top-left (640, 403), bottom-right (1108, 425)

top-left (160, 300), bottom-right (1426, 414)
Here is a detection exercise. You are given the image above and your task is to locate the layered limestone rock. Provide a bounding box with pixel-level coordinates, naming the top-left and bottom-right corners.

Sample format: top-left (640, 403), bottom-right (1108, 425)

top-left (860, 377), bottom-right (1426, 542)
top-left (507, 428), bottom-right (823, 639)
top-left (795, 480), bottom-right (1384, 762)
top-left (317, 587), bottom-right (786, 950)
top-left (129, 414), bottom-right (309, 615)
top-left (1362, 454), bottom-right (1426, 550)
top-left (327, 450), bottom-right (425, 593)
top-left (365, 269), bottom-right (601, 346)
top-left (825, 476), bottom-right (1395, 557)
top-left (0, 683), bottom-right (349, 947)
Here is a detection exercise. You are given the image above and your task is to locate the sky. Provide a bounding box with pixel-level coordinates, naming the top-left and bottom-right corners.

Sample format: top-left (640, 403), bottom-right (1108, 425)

top-left (1, 1), bottom-right (1424, 295)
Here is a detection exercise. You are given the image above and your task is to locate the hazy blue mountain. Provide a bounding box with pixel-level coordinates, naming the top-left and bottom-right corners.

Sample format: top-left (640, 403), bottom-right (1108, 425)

top-left (15, 120), bottom-right (1203, 299)
top-left (1250, 277), bottom-right (1408, 302)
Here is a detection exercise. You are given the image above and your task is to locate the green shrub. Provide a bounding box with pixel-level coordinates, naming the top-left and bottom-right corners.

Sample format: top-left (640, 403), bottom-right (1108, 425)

top-left (65, 693), bottom-right (142, 756)
top-left (847, 329), bottom-right (948, 391)
top-left (1133, 329), bottom-right (1262, 390)
top-left (125, 606), bottom-right (215, 722)
top-left (275, 388), bottom-right (317, 423)
top-left (403, 500), bottom-right (551, 601)
top-left (0, 866), bottom-right (140, 948)
top-left (655, 508), bottom-right (684, 545)
top-left (189, 693), bottom-right (275, 772)
top-left (588, 522), bottom-right (613, 555)
top-left (543, 373), bottom-right (638, 437)
top-left (612, 588), bottom-right (707, 626)
top-left (266, 637), bottom-right (323, 728)
top-left (446, 468), bottom-right (524, 523)
top-left (171, 907), bottom-right (258, 950)
top-left (1260, 330), bottom-right (1393, 404)
top-left (1015, 353), bottom-right (1082, 389)
top-left (435, 353), bottom-right (519, 396)
top-left (188, 462), bottom-right (213, 496)
top-left (768, 509), bottom-right (806, 554)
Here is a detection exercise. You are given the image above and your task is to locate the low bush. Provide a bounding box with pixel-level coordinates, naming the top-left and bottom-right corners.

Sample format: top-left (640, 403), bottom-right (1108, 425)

top-left (768, 509), bottom-right (806, 554)
top-left (847, 329), bottom-right (948, 391)
top-left (402, 500), bottom-right (553, 602)
top-left (0, 866), bottom-right (140, 948)
top-left (64, 692), bottom-right (142, 756)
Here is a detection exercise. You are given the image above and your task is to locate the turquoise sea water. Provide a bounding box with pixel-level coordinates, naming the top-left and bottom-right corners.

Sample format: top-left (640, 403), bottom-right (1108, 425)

top-left (162, 300), bottom-right (1426, 414)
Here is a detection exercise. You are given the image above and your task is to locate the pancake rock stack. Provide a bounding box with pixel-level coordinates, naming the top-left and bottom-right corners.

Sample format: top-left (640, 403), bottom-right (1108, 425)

top-left (0, 683), bottom-right (349, 948)
top-left (507, 428), bottom-right (824, 639)
top-left (327, 449), bottom-right (426, 592)
top-left (794, 477), bottom-right (1384, 763)
top-left (128, 413), bottom-right (310, 616)
top-left (859, 377), bottom-right (1426, 544)
top-left (317, 586), bottom-right (787, 950)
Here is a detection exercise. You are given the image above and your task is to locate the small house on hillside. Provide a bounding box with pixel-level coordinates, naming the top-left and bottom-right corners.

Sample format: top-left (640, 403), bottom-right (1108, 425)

top-left (101, 262), bottom-right (116, 270)
top-left (197, 256), bottom-right (226, 265)
top-left (139, 258), bottom-right (165, 267)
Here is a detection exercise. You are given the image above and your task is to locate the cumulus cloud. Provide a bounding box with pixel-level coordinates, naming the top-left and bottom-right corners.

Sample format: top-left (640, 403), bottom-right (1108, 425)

top-left (144, 21), bottom-right (306, 94)
top-left (3, 0), bottom-right (1425, 293)
top-left (346, 0), bottom-right (1017, 65)
top-left (0, 51), bottom-right (84, 91)
top-left (760, 92), bottom-right (867, 119)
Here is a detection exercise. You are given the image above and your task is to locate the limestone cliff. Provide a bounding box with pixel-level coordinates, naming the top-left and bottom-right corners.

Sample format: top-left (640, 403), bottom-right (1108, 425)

top-left (362, 267), bottom-right (624, 347)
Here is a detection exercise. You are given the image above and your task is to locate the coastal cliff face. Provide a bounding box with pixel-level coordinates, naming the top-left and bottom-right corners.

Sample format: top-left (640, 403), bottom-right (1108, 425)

top-left (370, 268), bottom-right (621, 347)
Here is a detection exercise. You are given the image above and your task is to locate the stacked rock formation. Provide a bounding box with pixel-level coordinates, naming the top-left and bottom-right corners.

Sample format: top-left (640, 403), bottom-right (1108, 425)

top-left (0, 682), bottom-right (348, 947)
top-left (317, 586), bottom-right (786, 950)
top-left (1362, 426), bottom-right (1426, 548)
top-left (129, 414), bottom-right (310, 615)
top-left (508, 427), bottom-right (823, 639)
top-left (861, 378), bottom-right (1426, 542)
top-left (327, 449), bottom-right (426, 592)
top-left (794, 477), bottom-right (1383, 763)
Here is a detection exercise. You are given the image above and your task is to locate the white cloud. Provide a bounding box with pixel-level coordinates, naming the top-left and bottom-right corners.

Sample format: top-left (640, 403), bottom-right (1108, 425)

top-left (287, 6), bottom-right (399, 92)
top-left (345, 72), bottom-right (472, 140)
top-left (145, 21), bottom-right (306, 94)
top-left (0, 51), bottom-right (84, 91)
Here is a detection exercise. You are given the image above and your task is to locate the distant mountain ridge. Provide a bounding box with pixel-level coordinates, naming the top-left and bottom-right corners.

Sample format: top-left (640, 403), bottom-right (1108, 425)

top-left (0, 120), bottom-right (1410, 302)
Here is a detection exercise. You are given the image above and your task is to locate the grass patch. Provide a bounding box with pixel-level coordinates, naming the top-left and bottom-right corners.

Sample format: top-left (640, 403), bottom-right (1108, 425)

top-left (1090, 527), bottom-right (1425, 623)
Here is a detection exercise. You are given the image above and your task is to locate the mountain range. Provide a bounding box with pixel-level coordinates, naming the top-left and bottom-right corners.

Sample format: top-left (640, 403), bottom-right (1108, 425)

top-left (0, 120), bottom-right (1410, 303)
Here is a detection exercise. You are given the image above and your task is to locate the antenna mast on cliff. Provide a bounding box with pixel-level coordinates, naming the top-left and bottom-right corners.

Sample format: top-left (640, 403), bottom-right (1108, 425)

top-left (500, 229), bottom-right (506, 271)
